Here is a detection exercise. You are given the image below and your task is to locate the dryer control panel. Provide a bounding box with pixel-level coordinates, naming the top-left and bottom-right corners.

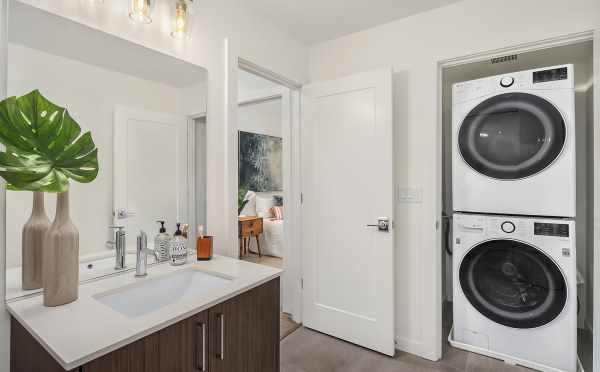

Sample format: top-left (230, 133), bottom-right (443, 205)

top-left (534, 222), bottom-right (569, 237)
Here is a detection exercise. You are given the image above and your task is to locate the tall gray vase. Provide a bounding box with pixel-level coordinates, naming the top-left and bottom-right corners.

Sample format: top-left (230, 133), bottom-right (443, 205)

top-left (22, 192), bottom-right (51, 290)
top-left (43, 191), bottom-right (79, 307)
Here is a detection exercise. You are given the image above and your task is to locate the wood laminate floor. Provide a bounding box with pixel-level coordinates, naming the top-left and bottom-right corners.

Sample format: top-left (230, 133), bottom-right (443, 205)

top-left (242, 253), bottom-right (283, 269)
top-left (281, 302), bottom-right (592, 372)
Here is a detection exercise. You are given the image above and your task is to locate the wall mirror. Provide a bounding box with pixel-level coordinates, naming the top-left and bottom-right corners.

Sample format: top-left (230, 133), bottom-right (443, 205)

top-left (5, 2), bottom-right (208, 301)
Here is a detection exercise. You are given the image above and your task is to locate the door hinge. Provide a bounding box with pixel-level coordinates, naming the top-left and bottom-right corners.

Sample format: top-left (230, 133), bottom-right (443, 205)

top-left (300, 193), bottom-right (304, 204)
top-left (436, 221), bottom-right (440, 231)
top-left (300, 278), bottom-right (304, 290)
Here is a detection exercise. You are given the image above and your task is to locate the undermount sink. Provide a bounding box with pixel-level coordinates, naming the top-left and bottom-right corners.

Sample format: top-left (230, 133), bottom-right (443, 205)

top-left (94, 267), bottom-right (234, 317)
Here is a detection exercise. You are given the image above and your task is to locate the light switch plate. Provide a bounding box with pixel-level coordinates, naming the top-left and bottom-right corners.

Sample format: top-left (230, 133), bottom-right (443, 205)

top-left (398, 187), bottom-right (422, 204)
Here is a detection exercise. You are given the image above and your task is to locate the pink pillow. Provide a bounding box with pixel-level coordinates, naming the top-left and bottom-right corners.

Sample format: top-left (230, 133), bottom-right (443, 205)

top-left (271, 206), bottom-right (283, 220)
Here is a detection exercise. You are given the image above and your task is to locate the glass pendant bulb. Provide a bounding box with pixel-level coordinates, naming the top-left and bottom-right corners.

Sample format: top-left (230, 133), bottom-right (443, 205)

top-left (129, 0), bottom-right (153, 24)
top-left (171, 0), bottom-right (189, 39)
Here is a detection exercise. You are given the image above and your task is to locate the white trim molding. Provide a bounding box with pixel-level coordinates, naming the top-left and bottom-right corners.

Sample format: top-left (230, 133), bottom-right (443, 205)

top-left (593, 27), bottom-right (600, 372)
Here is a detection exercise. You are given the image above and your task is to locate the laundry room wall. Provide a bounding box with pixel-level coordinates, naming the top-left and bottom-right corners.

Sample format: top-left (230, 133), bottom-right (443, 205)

top-left (440, 42), bottom-right (595, 331)
top-left (308, 0), bottom-right (599, 360)
top-left (585, 67), bottom-right (595, 330)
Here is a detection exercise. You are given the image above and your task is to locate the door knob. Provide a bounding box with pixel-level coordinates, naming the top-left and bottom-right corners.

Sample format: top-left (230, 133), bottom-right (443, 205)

top-left (366, 218), bottom-right (390, 232)
top-left (114, 209), bottom-right (137, 219)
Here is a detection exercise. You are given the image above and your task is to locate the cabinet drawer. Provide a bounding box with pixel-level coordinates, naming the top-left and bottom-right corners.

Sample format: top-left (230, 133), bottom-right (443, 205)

top-left (239, 219), bottom-right (263, 236)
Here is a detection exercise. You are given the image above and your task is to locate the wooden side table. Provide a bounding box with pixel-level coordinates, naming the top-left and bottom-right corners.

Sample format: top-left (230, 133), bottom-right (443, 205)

top-left (238, 216), bottom-right (264, 258)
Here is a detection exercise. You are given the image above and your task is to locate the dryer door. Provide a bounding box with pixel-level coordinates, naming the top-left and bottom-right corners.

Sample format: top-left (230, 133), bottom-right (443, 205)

top-left (458, 93), bottom-right (566, 180)
top-left (459, 239), bottom-right (567, 328)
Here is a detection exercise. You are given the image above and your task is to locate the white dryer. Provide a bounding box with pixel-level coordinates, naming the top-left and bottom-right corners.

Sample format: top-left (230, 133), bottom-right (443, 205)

top-left (452, 65), bottom-right (575, 217)
top-left (452, 213), bottom-right (577, 372)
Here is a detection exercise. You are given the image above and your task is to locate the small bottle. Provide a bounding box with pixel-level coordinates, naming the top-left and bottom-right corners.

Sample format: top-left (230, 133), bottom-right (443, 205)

top-left (196, 225), bottom-right (213, 261)
top-left (154, 220), bottom-right (171, 262)
top-left (169, 223), bottom-right (188, 266)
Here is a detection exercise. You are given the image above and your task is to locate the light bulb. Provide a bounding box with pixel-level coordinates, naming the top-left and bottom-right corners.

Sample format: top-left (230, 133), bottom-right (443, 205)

top-left (129, 0), bottom-right (152, 24)
top-left (171, 1), bottom-right (189, 39)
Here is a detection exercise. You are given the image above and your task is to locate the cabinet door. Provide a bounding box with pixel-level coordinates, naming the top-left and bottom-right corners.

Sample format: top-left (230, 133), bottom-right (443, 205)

top-left (83, 334), bottom-right (159, 372)
top-left (247, 278), bottom-right (279, 372)
top-left (158, 310), bottom-right (209, 372)
top-left (209, 292), bottom-right (247, 372)
top-left (209, 278), bottom-right (280, 372)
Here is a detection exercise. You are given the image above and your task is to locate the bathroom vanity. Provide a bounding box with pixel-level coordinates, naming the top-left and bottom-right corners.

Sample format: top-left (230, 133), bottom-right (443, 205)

top-left (7, 256), bottom-right (281, 372)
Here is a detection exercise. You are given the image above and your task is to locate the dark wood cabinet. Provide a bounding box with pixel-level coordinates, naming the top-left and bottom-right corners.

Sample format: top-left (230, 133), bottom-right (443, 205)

top-left (11, 278), bottom-right (279, 372)
top-left (83, 334), bottom-right (159, 372)
top-left (210, 278), bottom-right (279, 372)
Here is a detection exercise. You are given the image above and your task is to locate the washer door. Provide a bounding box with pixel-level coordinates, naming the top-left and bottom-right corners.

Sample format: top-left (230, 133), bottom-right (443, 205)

top-left (459, 239), bottom-right (567, 329)
top-left (458, 93), bottom-right (566, 179)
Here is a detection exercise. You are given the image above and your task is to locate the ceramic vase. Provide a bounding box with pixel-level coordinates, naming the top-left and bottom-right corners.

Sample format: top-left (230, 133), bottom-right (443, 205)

top-left (43, 191), bottom-right (79, 307)
top-left (21, 192), bottom-right (51, 290)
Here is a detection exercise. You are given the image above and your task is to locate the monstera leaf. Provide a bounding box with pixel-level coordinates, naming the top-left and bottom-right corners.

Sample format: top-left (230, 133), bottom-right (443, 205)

top-left (0, 90), bottom-right (98, 192)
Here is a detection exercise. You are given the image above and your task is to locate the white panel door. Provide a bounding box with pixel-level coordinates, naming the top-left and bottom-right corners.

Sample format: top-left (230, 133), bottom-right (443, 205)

top-left (301, 69), bottom-right (395, 356)
top-left (114, 106), bottom-right (189, 246)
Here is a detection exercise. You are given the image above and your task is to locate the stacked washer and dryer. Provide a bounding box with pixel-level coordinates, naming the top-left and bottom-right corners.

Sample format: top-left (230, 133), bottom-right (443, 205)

top-left (451, 65), bottom-right (578, 372)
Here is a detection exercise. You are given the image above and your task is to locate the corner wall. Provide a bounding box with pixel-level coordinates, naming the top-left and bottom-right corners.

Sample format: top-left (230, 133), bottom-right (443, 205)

top-left (309, 0), bottom-right (599, 360)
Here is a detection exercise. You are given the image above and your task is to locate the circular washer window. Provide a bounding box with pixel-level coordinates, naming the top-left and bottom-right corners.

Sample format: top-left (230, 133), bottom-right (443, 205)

top-left (459, 239), bottom-right (567, 329)
top-left (458, 93), bottom-right (566, 180)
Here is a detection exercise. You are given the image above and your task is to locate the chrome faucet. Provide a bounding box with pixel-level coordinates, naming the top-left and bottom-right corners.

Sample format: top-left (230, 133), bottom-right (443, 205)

top-left (136, 230), bottom-right (158, 277)
top-left (109, 226), bottom-right (127, 270)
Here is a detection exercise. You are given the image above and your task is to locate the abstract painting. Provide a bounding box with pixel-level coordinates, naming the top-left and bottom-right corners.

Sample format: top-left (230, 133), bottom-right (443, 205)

top-left (238, 131), bottom-right (283, 192)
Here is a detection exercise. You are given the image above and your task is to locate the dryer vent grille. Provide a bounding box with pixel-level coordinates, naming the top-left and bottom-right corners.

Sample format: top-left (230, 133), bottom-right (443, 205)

top-left (490, 54), bottom-right (518, 64)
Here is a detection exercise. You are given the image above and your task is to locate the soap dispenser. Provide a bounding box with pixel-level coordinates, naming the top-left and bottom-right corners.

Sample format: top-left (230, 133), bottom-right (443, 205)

top-left (169, 223), bottom-right (188, 266)
top-left (154, 220), bottom-right (171, 262)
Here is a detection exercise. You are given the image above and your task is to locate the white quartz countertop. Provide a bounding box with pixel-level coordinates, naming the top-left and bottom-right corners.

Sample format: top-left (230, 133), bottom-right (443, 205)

top-left (6, 255), bottom-right (282, 370)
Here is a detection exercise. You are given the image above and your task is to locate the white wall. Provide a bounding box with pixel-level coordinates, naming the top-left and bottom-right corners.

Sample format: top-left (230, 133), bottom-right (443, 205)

top-left (309, 0), bottom-right (600, 360)
top-left (238, 98), bottom-right (283, 138)
top-left (5, 42), bottom-right (195, 268)
top-left (195, 116), bottom-right (207, 229)
top-left (586, 72), bottom-right (595, 330)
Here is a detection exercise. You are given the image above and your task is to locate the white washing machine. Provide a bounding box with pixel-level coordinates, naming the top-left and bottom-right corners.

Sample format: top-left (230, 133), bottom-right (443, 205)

top-left (452, 65), bottom-right (576, 217)
top-left (452, 213), bottom-right (577, 372)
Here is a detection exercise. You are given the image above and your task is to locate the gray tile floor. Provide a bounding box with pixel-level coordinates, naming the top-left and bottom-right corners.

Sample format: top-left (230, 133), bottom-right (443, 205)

top-left (281, 327), bottom-right (533, 372)
top-left (281, 303), bottom-right (592, 372)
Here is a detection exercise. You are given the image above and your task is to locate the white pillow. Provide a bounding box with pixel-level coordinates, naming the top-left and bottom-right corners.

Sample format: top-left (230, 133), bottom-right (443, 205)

top-left (239, 191), bottom-right (257, 216)
top-left (256, 194), bottom-right (275, 218)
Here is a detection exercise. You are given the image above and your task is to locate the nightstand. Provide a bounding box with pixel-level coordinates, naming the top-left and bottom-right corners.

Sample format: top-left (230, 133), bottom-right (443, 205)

top-left (238, 216), bottom-right (264, 258)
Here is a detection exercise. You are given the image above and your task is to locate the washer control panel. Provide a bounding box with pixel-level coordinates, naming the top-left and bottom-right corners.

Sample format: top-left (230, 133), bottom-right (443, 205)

top-left (500, 221), bottom-right (516, 233)
top-left (500, 76), bottom-right (514, 88)
top-left (534, 222), bottom-right (569, 237)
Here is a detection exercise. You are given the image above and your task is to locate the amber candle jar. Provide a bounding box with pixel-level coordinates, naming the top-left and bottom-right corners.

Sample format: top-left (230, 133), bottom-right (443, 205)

top-left (197, 236), bottom-right (213, 261)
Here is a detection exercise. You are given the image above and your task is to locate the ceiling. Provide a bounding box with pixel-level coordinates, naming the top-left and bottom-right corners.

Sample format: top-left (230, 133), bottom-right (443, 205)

top-left (248, 0), bottom-right (462, 44)
top-left (9, 2), bottom-right (206, 88)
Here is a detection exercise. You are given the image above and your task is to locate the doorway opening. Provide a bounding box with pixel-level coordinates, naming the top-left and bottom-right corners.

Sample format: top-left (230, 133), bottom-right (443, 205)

top-left (439, 37), bottom-right (595, 371)
top-left (235, 61), bottom-right (302, 340)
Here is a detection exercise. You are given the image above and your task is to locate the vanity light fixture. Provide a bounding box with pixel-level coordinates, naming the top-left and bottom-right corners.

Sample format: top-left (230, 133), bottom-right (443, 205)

top-left (129, 0), bottom-right (154, 24)
top-left (171, 0), bottom-right (194, 39)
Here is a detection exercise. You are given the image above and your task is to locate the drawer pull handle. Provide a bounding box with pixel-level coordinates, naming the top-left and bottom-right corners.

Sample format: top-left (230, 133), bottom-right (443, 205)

top-left (217, 313), bottom-right (225, 360)
top-left (196, 322), bottom-right (206, 371)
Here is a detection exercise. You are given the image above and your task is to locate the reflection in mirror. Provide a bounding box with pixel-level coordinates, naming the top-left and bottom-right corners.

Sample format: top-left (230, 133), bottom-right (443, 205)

top-left (5, 2), bottom-right (208, 301)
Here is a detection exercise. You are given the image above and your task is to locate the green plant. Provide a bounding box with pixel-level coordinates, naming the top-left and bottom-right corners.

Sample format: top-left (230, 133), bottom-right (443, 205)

top-left (238, 185), bottom-right (249, 214)
top-left (0, 90), bottom-right (98, 192)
